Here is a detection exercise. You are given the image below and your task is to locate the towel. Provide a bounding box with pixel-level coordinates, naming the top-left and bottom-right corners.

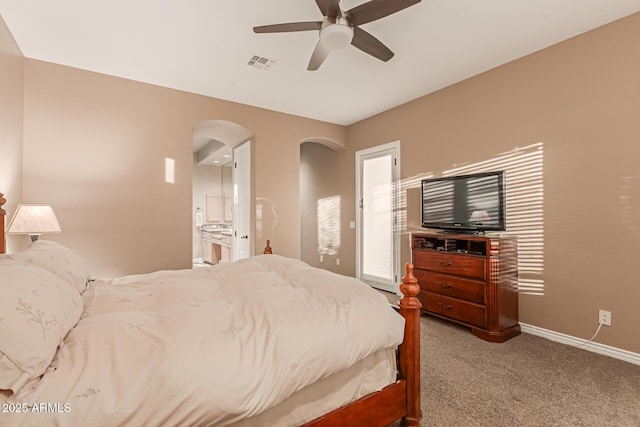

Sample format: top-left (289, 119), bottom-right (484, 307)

top-left (195, 210), bottom-right (204, 227)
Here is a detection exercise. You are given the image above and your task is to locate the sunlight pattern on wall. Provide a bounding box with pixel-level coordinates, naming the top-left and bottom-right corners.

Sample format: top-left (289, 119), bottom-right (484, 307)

top-left (256, 197), bottom-right (278, 239)
top-left (444, 142), bottom-right (545, 295)
top-left (620, 176), bottom-right (640, 238)
top-left (256, 202), bottom-right (263, 238)
top-left (317, 196), bottom-right (341, 255)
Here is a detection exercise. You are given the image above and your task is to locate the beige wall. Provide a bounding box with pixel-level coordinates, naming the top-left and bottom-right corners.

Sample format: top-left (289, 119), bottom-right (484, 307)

top-left (3, 12), bottom-right (639, 354)
top-left (299, 142), bottom-right (350, 274)
top-left (342, 13), bottom-right (640, 353)
top-left (20, 60), bottom-right (345, 277)
top-left (0, 15), bottom-right (23, 253)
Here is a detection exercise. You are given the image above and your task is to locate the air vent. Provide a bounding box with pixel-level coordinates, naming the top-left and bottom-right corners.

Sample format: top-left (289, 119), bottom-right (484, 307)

top-left (248, 54), bottom-right (277, 70)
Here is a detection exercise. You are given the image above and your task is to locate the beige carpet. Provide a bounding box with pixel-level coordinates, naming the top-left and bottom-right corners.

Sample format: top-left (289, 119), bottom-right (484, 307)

top-left (416, 315), bottom-right (640, 426)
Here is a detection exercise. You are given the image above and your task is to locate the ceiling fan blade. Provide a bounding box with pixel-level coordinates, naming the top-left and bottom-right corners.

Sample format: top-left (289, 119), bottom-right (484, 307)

top-left (307, 40), bottom-right (331, 71)
top-left (253, 21), bottom-right (322, 33)
top-left (315, 0), bottom-right (341, 17)
top-left (351, 27), bottom-right (394, 62)
top-left (348, 0), bottom-right (421, 26)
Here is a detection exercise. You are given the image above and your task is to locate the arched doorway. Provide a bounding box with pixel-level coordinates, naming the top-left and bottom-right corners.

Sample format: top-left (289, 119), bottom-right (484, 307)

top-left (192, 120), bottom-right (254, 265)
top-left (299, 137), bottom-right (345, 272)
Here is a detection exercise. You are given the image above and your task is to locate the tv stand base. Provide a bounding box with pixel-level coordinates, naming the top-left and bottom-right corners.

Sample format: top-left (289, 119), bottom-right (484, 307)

top-left (471, 324), bottom-right (521, 343)
top-left (411, 232), bottom-right (520, 343)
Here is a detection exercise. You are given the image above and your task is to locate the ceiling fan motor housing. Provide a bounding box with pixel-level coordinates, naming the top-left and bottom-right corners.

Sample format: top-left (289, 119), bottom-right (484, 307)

top-left (320, 16), bottom-right (354, 50)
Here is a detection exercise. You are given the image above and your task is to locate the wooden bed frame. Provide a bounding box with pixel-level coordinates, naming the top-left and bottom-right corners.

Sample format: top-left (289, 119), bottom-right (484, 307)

top-left (302, 264), bottom-right (422, 427)
top-left (0, 195), bottom-right (422, 426)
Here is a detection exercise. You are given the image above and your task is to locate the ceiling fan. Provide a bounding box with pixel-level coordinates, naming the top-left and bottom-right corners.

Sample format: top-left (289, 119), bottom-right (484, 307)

top-left (253, 0), bottom-right (421, 70)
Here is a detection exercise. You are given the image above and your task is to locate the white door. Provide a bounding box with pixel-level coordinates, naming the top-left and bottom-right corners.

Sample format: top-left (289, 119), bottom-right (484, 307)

top-left (356, 142), bottom-right (400, 294)
top-left (233, 141), bottom-right (251, 260)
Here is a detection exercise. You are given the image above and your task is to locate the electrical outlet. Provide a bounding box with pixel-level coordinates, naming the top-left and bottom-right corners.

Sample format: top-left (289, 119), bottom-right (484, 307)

top-left (320, 255), bottom-right (324, 263)
top-left (336, 258), bottom-right (340, 266)
top-left (599, 309), bottom-right (611, 326)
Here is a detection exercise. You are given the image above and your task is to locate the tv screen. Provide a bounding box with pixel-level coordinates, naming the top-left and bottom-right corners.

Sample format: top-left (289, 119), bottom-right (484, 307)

top-left (421, 171), bottom-right (505, 232)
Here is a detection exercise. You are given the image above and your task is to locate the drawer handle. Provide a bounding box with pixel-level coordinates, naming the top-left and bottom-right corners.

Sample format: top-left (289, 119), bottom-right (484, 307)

top-left (439, 260), bottom-right (453, 267)
top-left (437, 302), bottom-right (453, 310)
top-left (438, 282), bottom-right (452, 289)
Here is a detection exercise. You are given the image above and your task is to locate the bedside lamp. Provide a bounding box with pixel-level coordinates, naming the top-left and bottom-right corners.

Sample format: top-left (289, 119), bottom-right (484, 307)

top-left (7, 204), bottom-right (62, 242)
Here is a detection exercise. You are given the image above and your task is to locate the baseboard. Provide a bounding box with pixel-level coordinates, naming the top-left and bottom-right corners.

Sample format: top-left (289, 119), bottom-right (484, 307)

top-left (520, 323), bottom-right (640, 366)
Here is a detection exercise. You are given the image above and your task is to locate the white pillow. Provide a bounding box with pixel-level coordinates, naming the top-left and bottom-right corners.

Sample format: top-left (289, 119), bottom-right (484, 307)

top-left (0, 258), bottom-right (83, 394)
top-left (13, 240), bottom-right (90, 295)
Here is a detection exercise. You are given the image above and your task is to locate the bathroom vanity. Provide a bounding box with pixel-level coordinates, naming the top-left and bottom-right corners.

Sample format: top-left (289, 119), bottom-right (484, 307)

top-left (201, 228), bottom-right (232, 264)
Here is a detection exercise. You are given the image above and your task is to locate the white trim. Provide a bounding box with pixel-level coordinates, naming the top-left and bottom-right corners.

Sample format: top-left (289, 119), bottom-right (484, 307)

top-left (233, 140), bottom-right (252, 261)
top-left (355, 141), bottom-right (401, 295)
top-left (520, 323), bottom-right (640, 366)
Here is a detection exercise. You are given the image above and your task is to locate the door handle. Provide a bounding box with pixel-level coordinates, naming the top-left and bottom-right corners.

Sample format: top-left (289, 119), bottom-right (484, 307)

top-left (240, 235), bottom-right (248, 239)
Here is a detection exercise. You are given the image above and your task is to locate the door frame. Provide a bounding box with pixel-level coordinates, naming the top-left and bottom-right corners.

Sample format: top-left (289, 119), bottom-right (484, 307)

top-left (233, 140), bottom-right (253, 260)
top-left (355, 141), bottom-right (401, 294)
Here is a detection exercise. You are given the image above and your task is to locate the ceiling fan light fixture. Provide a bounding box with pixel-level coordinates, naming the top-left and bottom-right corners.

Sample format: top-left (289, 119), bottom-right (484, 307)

top-left (253, 0), bottom-right (422, 69)
top-left (320, 23), bottom-right (354, 50)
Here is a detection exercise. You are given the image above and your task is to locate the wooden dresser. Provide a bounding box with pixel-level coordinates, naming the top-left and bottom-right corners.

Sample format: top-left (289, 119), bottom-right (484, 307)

top-left (411, 232), bottom-right (520, 342)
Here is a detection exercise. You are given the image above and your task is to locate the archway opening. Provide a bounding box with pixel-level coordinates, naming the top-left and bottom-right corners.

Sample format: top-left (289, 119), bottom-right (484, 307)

top-left (192, 120), bottom-right (254, 265)
top-left (299, 137), bottom-right (345, 272)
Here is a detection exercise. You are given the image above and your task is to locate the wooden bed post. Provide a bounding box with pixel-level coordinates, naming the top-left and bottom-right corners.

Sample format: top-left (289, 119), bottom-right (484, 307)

top-left (398, 263), bottom-right (422, 426)
top-left (263, 240), bottom-right (272, 254)
top-left (0, 192), bottom-right (6, 254)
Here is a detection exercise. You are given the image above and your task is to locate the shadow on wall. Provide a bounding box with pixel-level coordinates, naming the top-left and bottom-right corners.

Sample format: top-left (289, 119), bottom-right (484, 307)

top-left (400, 142), bottom-right (545, 295)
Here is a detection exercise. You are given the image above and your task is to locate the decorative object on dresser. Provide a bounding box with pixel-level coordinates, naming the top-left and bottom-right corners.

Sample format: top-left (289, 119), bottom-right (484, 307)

top-left (6, 204), bottom-right (62, 242)
top-left (411, 231), bottom-right (520, 342)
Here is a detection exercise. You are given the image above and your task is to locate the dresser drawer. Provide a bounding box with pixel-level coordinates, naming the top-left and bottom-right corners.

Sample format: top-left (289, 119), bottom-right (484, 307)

top-left (413, 250), bottom-right (485, 280)
top-left (421, 292), bottom-right (486, 328)
top-left (414, 269), bottom-right (485, 304)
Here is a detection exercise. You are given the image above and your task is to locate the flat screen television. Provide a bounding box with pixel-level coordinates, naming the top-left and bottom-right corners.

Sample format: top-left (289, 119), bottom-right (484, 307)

top-left (421, 171), bottom-right (506, 233)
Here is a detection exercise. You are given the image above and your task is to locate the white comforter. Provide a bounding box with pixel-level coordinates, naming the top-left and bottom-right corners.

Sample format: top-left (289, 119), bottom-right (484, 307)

top-left (3, 255), bottom-right (404, 426)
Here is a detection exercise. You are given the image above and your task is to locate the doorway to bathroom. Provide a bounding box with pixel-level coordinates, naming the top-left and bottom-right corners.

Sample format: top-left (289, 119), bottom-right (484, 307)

top-left (192, 120), bottom-right (253, 266)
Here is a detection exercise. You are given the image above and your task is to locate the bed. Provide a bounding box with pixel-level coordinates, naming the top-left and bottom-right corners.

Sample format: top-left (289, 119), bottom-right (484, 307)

top-left (0, 192), bottom-right (422, 426)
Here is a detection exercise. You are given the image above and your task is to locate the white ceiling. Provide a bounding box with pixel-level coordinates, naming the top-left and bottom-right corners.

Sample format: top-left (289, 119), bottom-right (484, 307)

top-left (1, 1), bottom-right (639, 126)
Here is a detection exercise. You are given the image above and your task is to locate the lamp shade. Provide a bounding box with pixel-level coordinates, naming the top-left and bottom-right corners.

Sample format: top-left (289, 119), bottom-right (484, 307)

top-left (7, 204), bottom-right (62, 238)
